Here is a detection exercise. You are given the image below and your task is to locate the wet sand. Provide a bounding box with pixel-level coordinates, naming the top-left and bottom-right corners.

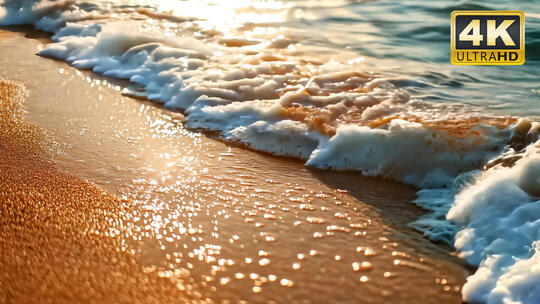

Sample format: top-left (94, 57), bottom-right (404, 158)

top-left (0, 80), bottom-right (195, 303)
top-left (0, 28), bottom-right (470, 303)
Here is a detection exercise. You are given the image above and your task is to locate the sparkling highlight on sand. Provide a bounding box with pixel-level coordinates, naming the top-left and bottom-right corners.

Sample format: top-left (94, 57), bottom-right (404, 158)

top-left (0, 79), bottom-right (195, 303)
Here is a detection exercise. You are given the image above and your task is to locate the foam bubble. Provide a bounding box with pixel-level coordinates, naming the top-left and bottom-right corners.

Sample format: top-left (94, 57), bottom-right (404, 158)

top-left (446, 141), bottom-right (540, 304)
top-left (307, 120), bottom-right (508, 188)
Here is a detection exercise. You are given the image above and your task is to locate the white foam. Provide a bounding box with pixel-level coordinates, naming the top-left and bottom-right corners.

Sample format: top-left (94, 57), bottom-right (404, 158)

top-left (427, 141), bottom-right (540, 304)
top-left (488, 242), bottom-right (540, 304)
top-left (307, 120), bottom-right (508, 188)
top-left (227, 120), bottom-right (324, 159)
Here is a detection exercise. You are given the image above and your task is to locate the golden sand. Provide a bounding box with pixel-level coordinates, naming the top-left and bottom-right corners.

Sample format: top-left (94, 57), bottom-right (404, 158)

top-left (0, 30), bottom-right (12, 40)
top-left (0, 80), bottom-right (193, 303)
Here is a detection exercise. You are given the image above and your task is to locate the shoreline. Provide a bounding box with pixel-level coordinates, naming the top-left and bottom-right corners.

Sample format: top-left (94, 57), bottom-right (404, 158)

top-left (0, 27), bottom-right (469, 303)
top-left (1, 0), bottom-right (538, 301)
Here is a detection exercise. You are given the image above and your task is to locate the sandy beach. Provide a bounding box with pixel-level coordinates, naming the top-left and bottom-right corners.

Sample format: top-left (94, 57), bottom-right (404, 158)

top-left (0, 28), bottom-right (470, 303)
top-left (0, 78), bottom-right (198, 303)
top-left (1, 1), bottom-right (538, 302)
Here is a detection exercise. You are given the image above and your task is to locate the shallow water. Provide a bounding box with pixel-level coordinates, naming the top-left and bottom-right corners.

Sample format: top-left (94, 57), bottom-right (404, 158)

top-left (0, 29), bottom-right (469, 303)
top-left (23, 0), bottom-right (540, 118)
top-left (160, 0), bottom-right (540, 118)
top-left (305, 0), bottom-right (540, 118)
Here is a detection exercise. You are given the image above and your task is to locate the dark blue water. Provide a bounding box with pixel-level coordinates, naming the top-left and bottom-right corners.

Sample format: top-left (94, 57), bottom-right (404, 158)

top-left (287, 0), bottom-right (540, 118)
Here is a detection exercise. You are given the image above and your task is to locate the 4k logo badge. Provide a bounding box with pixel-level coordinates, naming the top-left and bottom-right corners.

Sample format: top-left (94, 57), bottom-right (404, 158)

top-left (451, 11), bottom-right (525, 65)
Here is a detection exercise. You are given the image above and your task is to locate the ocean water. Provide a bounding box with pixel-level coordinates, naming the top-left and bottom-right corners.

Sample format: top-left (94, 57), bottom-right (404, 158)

top-left (1, 29), bottom-right (471, 304)
top-left (0, 1), bottom-right (539, 303)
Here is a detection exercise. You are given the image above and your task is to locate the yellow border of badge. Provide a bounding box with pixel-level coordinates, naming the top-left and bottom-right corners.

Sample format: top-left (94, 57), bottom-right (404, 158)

top-left (451, 10), bottom-right (525, 65)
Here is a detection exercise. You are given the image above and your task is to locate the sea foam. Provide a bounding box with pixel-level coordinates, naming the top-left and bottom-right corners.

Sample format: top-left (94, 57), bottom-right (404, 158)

top-left (449, 141), bottom-right (540, 304)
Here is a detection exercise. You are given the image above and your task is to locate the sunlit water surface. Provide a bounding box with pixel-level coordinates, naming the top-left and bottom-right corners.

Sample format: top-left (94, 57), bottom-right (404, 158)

top-left (0, 30), bottom-right (469, 303)
top-left (73, 0), bottom-right (540, 118)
